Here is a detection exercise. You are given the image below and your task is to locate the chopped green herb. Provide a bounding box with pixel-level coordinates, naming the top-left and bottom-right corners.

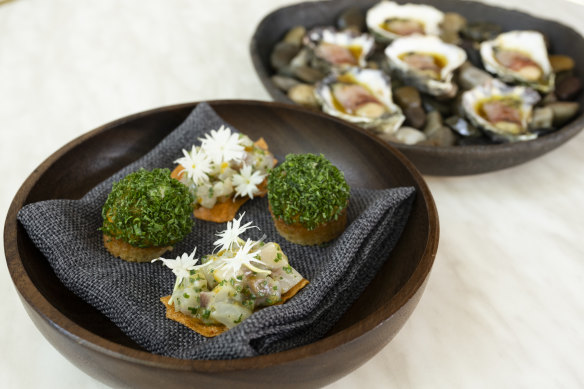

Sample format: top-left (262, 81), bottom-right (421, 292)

top-left (233, 314), bottom-right (243, 324)
top-left (183, 293), bottom-right (190, 299)
top-left (100, 168), bottom-right (195, 247)
top-left (274, 252), bottom-right (282, 262)
top-left (283, 265), bottom-right (292, 274)
top-left (267, 154), bottom-right (349, 230)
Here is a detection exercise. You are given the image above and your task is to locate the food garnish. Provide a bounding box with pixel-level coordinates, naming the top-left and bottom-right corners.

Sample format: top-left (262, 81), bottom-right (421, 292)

top-left (268, 154), bottom-right (350, 230)
top-left (100, 168), bottom-right (194, 262)
top-left (154, 213), bottom-right (308, 336)
top-left (171, 125), bottom-right (275, 222)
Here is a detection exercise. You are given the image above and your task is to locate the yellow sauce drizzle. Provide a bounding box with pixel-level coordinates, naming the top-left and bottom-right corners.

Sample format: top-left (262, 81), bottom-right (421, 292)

top-left (347, 45), bottom-right (363, 62)
top-left (493, 48), bottom-right (544, 82)
top-left (474, 96), bottom-right (523, 123)
top-left (379, 18), bottom-right (426, 35)
top-left (330, 74), bottom-right (384, 115)
top-left (398, 52), bottom-right (448, 70)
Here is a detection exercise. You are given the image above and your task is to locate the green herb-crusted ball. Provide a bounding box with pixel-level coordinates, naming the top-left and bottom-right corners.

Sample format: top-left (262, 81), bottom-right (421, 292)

top-left (101, 168), bottom-right (195, 248)
top-left (267, 154), bottom-right (350, 230)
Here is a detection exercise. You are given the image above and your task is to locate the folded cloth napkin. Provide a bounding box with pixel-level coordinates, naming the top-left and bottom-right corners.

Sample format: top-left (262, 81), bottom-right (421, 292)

top-left (18, 103), bottom-right (415, 360)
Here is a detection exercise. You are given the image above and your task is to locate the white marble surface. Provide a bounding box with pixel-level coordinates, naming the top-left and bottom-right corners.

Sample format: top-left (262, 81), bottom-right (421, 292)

top-left (1, 0), bottom-right (583, 388)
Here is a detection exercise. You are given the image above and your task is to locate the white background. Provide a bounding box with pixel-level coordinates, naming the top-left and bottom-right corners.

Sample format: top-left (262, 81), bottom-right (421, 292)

top-left (1, 0), bottom-right (583, 388)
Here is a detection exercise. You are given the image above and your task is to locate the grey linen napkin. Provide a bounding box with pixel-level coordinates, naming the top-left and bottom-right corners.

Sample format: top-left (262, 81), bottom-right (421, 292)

top-left (17, 103), bottom-right (415, 360)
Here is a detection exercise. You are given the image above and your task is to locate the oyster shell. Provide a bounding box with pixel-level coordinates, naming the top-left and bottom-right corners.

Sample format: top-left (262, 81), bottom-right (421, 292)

top-left (366, 1), bottom-right (444, 43)
top-left (314, 67), bottom-right (405, 133)
top-left (461, 79), bottom-right (541, 142)
top-left (480, 30), bottom-right (555, 93)
top-left (304, 27), bottom-right (375, 72)
top-left (385, 35), bottom-right (467, 97)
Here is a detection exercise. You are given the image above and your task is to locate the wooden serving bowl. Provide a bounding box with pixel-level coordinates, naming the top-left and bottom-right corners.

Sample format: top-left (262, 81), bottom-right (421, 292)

top-left (4, 100), bottom-right (438, 388)
top-left (250, 0), bottom-right (584, 176)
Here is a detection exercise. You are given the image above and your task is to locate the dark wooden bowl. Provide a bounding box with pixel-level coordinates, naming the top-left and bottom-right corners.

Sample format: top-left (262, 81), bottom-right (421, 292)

top-left (4, 100), bottom-right (438, 388)
top-left (250, 0), bottom-right (584, 176)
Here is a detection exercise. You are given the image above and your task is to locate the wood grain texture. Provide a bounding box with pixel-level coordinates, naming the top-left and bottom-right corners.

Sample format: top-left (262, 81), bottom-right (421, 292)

top-left (250, 0), bottom-right (584, 176)
top-left (4, 100), bottom-right (438, 388)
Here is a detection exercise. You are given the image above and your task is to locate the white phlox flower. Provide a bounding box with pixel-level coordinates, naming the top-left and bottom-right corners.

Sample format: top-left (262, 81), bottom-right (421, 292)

top-left (199, 125), bottom-right (245, 165)
top-left (216, 238), bottom-right (270, 279)
top-left (152, 248), bottom-right (206, 304)
top-left (174, 145), bottom-right (211, 185)
top-left (232, 164), bottom-right (266, 199)
top-left (213, 212), bottom-right (258, 252)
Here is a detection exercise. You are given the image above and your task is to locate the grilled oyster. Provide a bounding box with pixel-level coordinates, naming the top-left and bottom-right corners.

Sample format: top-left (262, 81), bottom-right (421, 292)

top-left (461, 79), bottom-right (541, 142)
top-left (304, 27), bottom-right (375, 72)
top-left (366, 1), bottom-right (444, 43)
top-left (314, 67), bottom-right (405, 133)
top-left (480, 30), bottom-right (555, 93)
top-left (385, 35), bottom-right (467, 97)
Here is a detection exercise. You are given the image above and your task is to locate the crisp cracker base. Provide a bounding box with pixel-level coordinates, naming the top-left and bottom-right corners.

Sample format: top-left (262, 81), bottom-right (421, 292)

top-left (270, 206), bottom-right (348, 246)
top-left (161, 296), bottom-right (225, 337)
top-left (103, 234), bottom-right (171, 262)
top-left (193, 196), bottom-right (250, 223)
top-left (161, 278), bottom-right (309, 337)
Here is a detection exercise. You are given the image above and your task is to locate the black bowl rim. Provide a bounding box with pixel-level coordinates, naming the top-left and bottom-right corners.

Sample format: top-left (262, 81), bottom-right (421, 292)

top-left (5, 99), bottom-right (439, 371)
top-left (249, 0), bottom-right (584, 173)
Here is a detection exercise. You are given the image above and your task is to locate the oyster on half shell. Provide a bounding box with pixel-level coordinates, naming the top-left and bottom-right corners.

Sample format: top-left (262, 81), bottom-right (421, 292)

top-left (304, 27), bottom-right (375, 73)
top-left (461, 79), bottom-right (541, 142)
top-left (385, 35), bottom-right (467, 97)
top-left (314, 67), bottom-right (405, 133)
top-left (480, 30), bottom-right (555, 93)
top-left (366, 1), bottom-right (444, 43)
